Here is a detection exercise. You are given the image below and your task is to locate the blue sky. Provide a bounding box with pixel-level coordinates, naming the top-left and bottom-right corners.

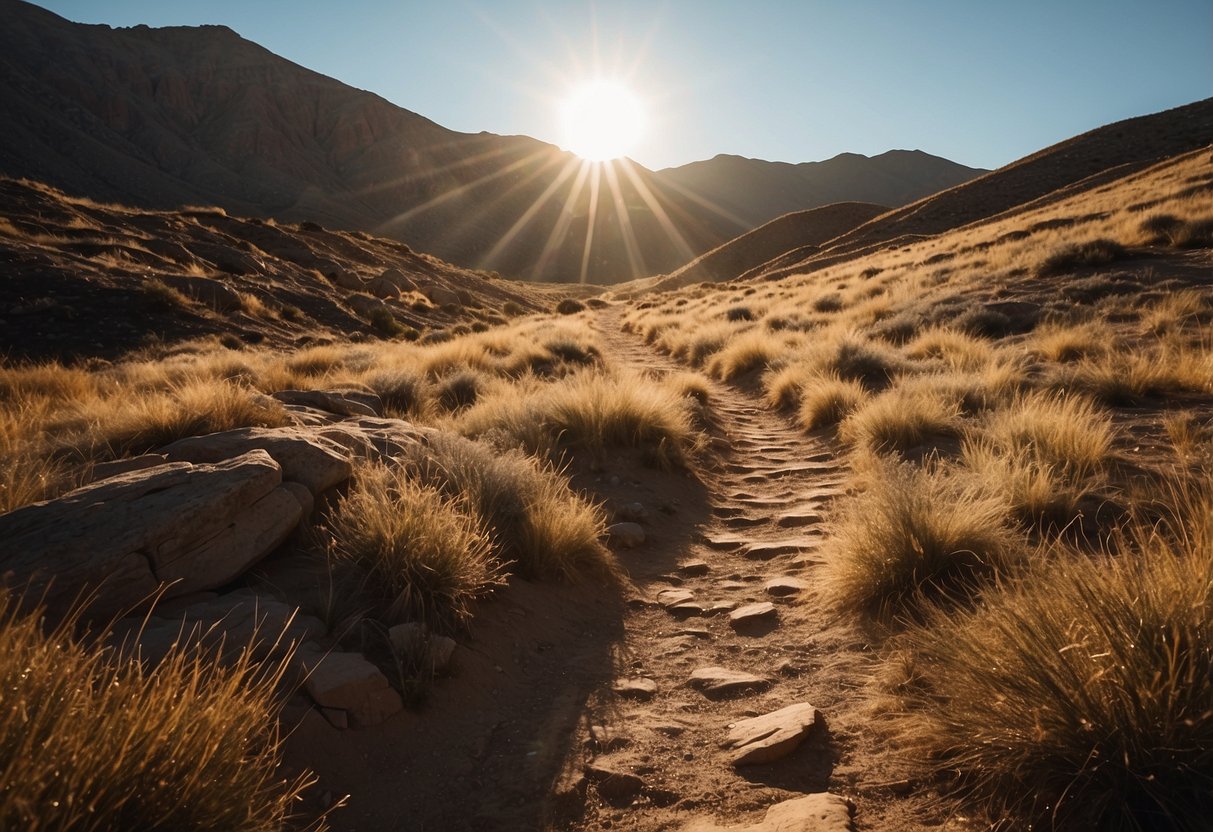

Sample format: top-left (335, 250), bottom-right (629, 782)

top-left (33, 0), bottom-right (1213, 171)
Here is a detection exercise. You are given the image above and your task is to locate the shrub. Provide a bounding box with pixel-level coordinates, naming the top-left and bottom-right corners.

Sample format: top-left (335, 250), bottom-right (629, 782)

top-left (324, 461), bottom-right (503, 632)
top-left (365, 368), bottom-right (430, 418)
top-left (367, 306), bottom-right (404, 337)
top-left (0, 593), bottom-right (321, 831)
top-left (839, 387), bottom-right (962, 456)
top-left (400, 433), bottom-right (612, 580)
top-left (435, 370), bottom-right (484, 412)
top-left (1036, 238), bottom-right (1127, 276)
top-left (825, 460), bottom-right (1020, 617)
top-left (889, 481), bottom-right (1213, 829)
top-left (502, 301), bottom-right (524, 317)
top-left (797, 373), bottom-right (869, 430)
top-left (555, 298), bottom-right (586, 315)
top-left (978, 391), bottom-right (1113, 482)
top-left (458, 369), bottom-right (697, 470)
top-left (726, 306), bottom-right (754, 322)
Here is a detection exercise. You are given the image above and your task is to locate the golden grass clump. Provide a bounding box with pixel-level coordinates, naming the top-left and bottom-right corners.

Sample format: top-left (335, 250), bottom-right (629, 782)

top-left (705, 330), bottom-right (789, 381)
top-left (977, 390), bottom-right (1113, 482)
top-left (400, 432), bottom-right (613, 580)
top-left (53, 379), bottom-right (290, 463)
top-left (796, 373), bottom-right (870, 430)
top-left (323, 461), bottom-right (504, 632)
top-left (825, 460), bottom-right (1020, 617)
top-left (839, 386), bottom-right (962, 456)
top-left (887, 478), bottom-right (1213, 829)
top-left (458, 368), bottom-right (697, 470)
top-left (0, 593), bottom-right (321, 831)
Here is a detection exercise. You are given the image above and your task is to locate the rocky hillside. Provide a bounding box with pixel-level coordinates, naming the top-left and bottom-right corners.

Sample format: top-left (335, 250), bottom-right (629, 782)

top-left (654, 150), bottom-right (984, 227)
top-left (0, 1), bottom-right (984, 284)
top-left (0, 177), bottom-right (590, 363)
top-left (742, 96), bottom-right (1213, 282)
top-left (633, 202), bottom-right (888, 294)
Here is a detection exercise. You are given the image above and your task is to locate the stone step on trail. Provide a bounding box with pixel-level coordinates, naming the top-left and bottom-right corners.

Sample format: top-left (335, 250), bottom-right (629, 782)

top-left (722, 702), bottom-right (823, 766)
top-left (688, 666), bottom-right (772, 699)
top-left (683, 793), bottom-right (855, 832)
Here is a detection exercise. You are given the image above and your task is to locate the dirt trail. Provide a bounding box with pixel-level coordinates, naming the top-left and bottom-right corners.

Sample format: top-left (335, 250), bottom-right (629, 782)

top-left (560, 308), bottom-right (896, 831)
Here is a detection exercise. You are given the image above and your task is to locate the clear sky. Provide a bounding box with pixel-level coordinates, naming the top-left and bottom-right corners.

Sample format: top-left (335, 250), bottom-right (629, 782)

top-left (32, 0), bottom-right (1213, 171)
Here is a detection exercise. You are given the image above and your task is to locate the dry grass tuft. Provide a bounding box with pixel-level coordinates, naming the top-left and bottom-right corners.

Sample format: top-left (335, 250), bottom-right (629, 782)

top-left (825, 460), bottom-right (1020, 617)
top-left (797, 373), bottom-right (870, 430)
top-left (400, 433), bottom-right (613, 581)
top-left (324, 461), bottom-right (504, 632)
top-left (839, 386), bottom-right (962, 456)
top-left (0, 593), bottom-right (322, 831)
top-left (888, 477), bottom-right (1213, 829)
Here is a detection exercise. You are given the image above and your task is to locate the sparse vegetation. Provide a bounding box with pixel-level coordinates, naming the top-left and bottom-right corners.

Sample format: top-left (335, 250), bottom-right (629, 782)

top-left (0, 593), bottom-right (321, 831)
top-left (324, 461), bottom-right (503, 632)
top-left (825, 459), bottom-right (1019, 617)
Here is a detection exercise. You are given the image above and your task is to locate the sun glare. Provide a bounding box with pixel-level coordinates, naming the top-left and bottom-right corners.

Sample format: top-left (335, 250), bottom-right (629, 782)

top-left (559, 80), bottom-right (645, 162)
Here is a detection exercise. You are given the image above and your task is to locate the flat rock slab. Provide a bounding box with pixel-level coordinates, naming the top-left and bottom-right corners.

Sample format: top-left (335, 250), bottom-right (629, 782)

top-left (777, 511), bottom-right (824, 529)
top-left (608, 521), bottom-right (646, 548)
top-left (0, 450), bottom-right (302, 617)
top-left (703, 533), bottom-right (748, 551)
top-left (722, 702), bottom-right (822, 766)
top-left (585, 759), bottom-right (646, 802)
top-left (682, 793), bottom-right (854, 831)
top-left (613, 677), bottom-right (658, 700)
top-left (658, 588), bottom-right (695, 608)
top-left (689, 666), bottom-right (771, 699)
top-left (743, 539), bottom-right (818, 560)
top-left (730, 602), bottom-right (777, 628)
top-left (678, 560), bottom-right (711, 577)
top-left (765, 577), bottom-right (809, 597)
top-left (302, 649), bottom-right (403, 728)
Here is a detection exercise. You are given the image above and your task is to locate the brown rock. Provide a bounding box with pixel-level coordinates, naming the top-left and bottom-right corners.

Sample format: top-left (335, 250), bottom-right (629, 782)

top-left (158, 274), bottom-right (243, 311)
top-left (613, 677), bottom-right (658, 700)
top-left (682, 792), bottom-right (854, 831)
top-left (689, 666), bottom-right (771, 698)
top-left (160, 425), bottom-right (354, 495)
top-left (585, 759), bottom-right (645, 802)
top-left (729, 602), bottom-right (778, 628)
top-left (0, 451), bottom-right (301, 617)
top-left (302, 649), bottom-right (403, 728)
top-left (380, 267), bottom-right (416, 292)
top-left (765, 577), bottom-right (809, 597)
top-left (721, 702), bottom-right (821, 766)
top-left (366, 276), bottom-right (401, 298)
top-left (272, 389), bottom-right (382, 418)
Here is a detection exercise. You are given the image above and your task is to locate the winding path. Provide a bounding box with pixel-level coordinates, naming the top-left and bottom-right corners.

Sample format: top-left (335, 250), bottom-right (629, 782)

top-left (563, 308), bottom-right (887, 831)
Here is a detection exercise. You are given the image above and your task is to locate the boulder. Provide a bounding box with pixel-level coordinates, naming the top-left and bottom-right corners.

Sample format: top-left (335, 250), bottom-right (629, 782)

top-left (366, 277), bottom-right (400, 299)
top-left (272, 389), bottom-right (383, 418)
top-left (765, 577), bottom-right (808, 598)
top-left (302, 649), bottom-right (403, 727)
top-left (380, 268), bottom-right (416, 292)
top-left (721, 702), bottom-right (822, 766)
top-left (682, 793), bottom-right (854, 832)
top-left (329, 269), bottom-right (366, 291)
top-left (608, 522), bottom-right (646, 548)
top-left (158, 274), bottom-right (242, 312)
top-left (0, 450), bottom-right (303, 618)
top-left (160, 426), bottom-right (354, 496)
top-left (421, 284), bottom-right (461, 306)
top-left (346, 292), bottom-right (388, 318)
top-left (86, 453), bottom-right (169, 484)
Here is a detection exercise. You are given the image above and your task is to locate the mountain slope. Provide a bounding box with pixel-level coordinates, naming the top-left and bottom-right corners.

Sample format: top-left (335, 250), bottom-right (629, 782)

top-left (0, 0), bottom-right (746, 283)
top-left (743, 96), bottom-right (1213, 281)
top-left (654, 150), bottom-right (984, 228)
top-left (628, 202), bottom-right (887, 294)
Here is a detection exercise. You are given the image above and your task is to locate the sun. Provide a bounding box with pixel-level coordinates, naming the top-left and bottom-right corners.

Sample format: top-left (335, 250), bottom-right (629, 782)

top-left (559, 80), bottom-right (645, 162)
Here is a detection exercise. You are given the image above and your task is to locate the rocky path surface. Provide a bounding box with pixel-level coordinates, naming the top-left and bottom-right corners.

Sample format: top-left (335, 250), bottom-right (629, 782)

top-left (561, 309), bottom-right (886, 831)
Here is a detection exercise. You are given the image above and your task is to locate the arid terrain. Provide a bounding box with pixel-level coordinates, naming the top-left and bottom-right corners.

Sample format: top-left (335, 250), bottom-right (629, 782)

top-left (1, 5), bottom-right (1212, 832)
